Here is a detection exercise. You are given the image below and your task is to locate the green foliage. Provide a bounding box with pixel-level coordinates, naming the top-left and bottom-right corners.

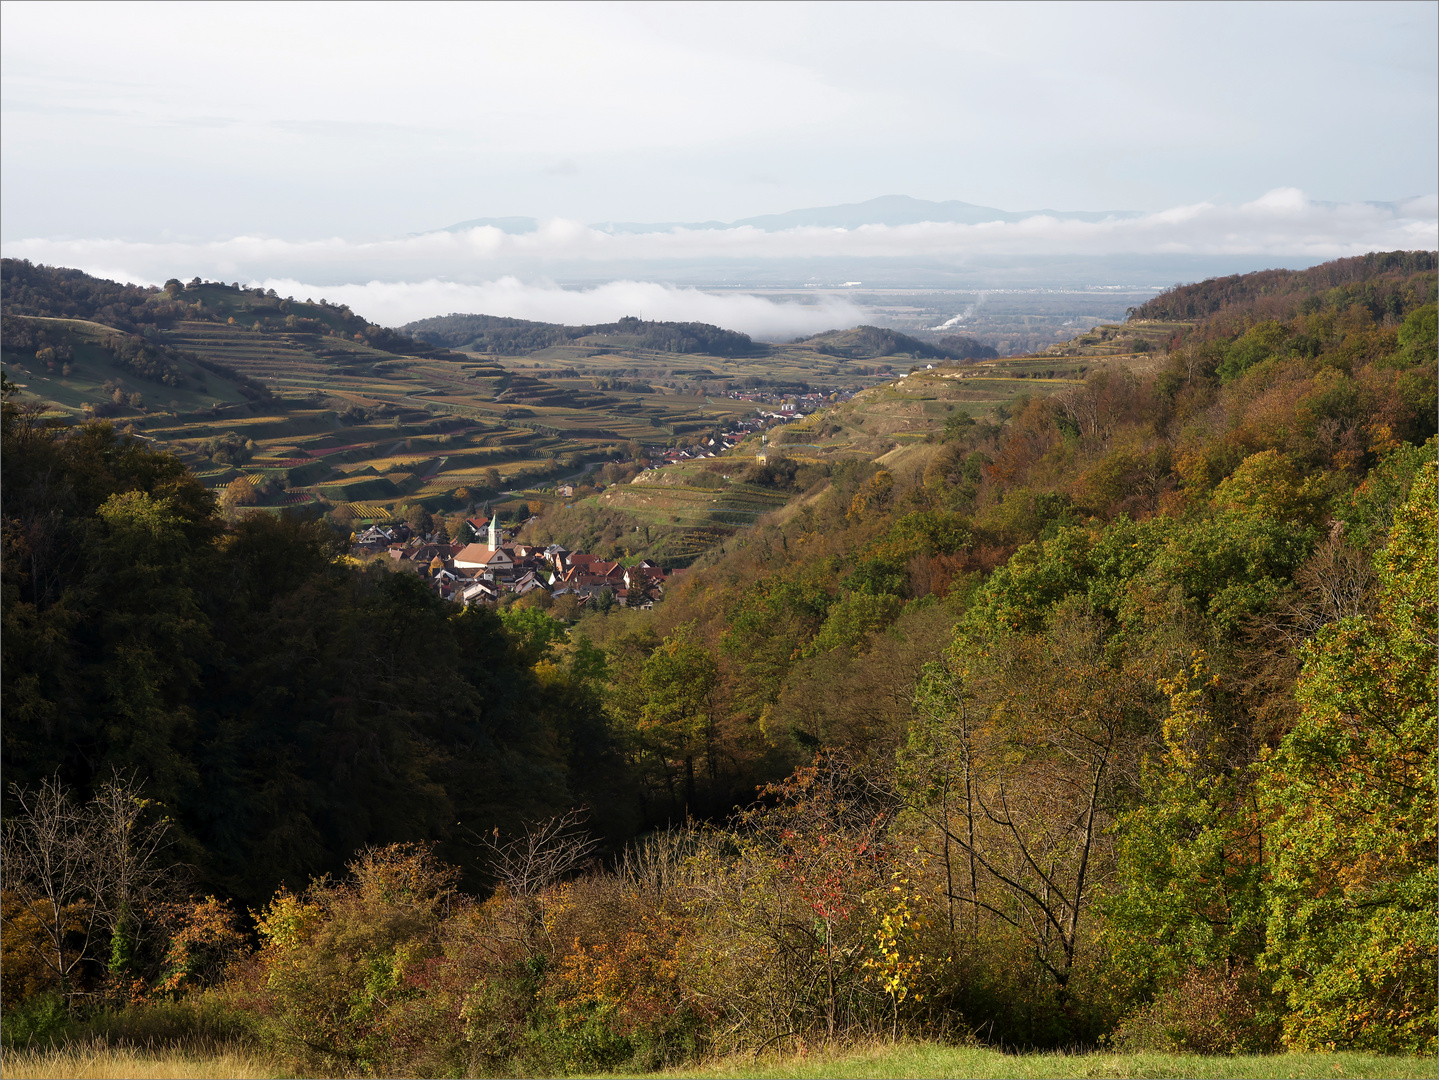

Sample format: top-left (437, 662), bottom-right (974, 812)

top-left (246, 844), bottom-right (462, 1076)
top-left (942, 411), bottom-right (977, 441)
top-left (1256, 464), bottom-right (1437, 1053)
top-left (498, 605), bottom-right (567, 667)
top-left (1335, 436), bottom-right (1436, 549)
top-left (807, 592), bottom-right (904, 656)
top-left (1217, 320), bottom-right (1291, 381)
top-left (968, 506), bottom-right (1311, 642)
top-left (1212, 449), bottom-right (1328, 526)
top-left (1, 398), bottom-right (628, 912)
top-left (610, 622), bottom-right (721, 815)
top-left (1393, 302), bottom-right (1436, 365)
top-left (0, 991), bottom-right (69, 1048)
top-left (720, 570), bottom-right (836, 728)
top-left (1102, 656), bottom-right (1270, 1020)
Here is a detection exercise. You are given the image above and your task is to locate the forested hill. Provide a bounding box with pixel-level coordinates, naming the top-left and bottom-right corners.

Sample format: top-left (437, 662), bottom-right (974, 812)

top-left (1131, 249), bottom-right (1436, 324)
top-left (1, 259), bottom-right (184, 333)
top-left (403, 312), bottom-right (765, 356)
top-left (793, 324), bottom-right (998, 360)
top-left (1, 259), bottom-right (444, 358)
top-left (2, 251), bottom-right (1435, 1069)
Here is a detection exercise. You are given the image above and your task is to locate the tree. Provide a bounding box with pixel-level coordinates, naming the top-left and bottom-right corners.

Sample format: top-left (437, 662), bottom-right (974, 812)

top-left (902, 607), bottom-right (1156, 1022)
top-left (1256, 462), bottom-right (1437, 1053)
top-left (401, 502), bottom-right (433, 534)
top-left (608, 624), bottom-right (719, 817)
top-left (475, 810), bottom-right (597, 900)
top-left (219, 477), bottom-right (258, 516)
top-left (1, 773), bottom-right (175, 1006)
top-left (1099, 653), bottom-right (1270, 1040)
top-left (498, 606), bottom-right (566, 668)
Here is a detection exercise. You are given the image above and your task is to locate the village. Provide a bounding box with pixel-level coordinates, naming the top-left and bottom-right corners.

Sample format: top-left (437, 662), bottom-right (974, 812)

top-left (353, 512), bottom-right (674, 611)
top-left (342, 403), bottom-right (833, 610)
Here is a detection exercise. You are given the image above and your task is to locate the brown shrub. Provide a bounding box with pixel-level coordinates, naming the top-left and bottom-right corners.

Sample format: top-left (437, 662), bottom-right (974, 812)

top-left (1113, 966), bottom-right (1280, 1054)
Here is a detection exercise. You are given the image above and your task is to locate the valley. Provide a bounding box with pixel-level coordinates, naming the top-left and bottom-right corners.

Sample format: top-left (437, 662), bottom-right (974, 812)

top-left (2, 265), bottom-right (1180, 564)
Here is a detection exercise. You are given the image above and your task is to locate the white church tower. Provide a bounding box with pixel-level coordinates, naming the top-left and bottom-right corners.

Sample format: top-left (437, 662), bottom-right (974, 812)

top-left (488, 514), bottom-right (500, 552)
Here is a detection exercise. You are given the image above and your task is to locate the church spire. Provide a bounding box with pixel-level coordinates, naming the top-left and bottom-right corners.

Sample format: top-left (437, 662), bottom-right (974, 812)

top-left (488, 513), bottom-right (500, 552)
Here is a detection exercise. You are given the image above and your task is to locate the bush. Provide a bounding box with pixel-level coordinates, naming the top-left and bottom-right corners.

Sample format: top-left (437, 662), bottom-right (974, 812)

top-left (246, 843), bottom-right (460, 1076)
top-left (1113, 967), bottom-right (1279, 1054)
top-left (1, 991), bottom-right (70, 1048)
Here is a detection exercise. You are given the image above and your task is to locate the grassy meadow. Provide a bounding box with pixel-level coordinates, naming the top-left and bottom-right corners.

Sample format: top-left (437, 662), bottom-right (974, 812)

top-left (648, 1043), bottom-right (1437, 1080)
top-left (3, 1039), bottom-right (1430, 1080)
top-left (0, 1040), bottom-right (278, 1080)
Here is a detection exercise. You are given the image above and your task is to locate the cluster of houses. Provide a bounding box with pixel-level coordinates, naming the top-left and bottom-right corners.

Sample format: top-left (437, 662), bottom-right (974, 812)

top-left (725, 389), bottom-right (852, 415)
top-left (354, 515), bottom-right (671, 610)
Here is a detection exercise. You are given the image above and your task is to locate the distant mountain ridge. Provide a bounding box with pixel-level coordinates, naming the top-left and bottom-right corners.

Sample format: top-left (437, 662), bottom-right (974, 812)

top-left (441, 194), bottom-right (1141, 235)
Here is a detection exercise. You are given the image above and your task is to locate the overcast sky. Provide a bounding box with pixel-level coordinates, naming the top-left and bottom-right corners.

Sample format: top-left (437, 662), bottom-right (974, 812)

top-left (2, 1), bottom-right (1436, 331)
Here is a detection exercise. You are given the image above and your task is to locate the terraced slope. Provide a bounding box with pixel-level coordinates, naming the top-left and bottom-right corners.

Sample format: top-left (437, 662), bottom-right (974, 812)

top-left (5, 266), bottom-right (1179, 564)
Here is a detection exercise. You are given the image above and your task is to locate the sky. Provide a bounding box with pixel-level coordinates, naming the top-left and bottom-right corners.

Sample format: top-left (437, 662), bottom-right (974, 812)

top-left (2, 0), bottom-right (1436, 333)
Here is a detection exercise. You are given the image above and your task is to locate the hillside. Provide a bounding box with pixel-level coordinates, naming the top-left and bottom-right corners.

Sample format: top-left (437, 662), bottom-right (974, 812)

top-left (0, 312), bottom-right (266, 417)
top-left (0, 262), bottom-right (976, 558)
top-left (403, 312), bottom-right (765, 356)
top-left (2, 250), bottom-right (1435, 1073)
top-left (1, 263), bottom-right (794, 545)
top-left (1132, 250), bottom-right (1436, 324)
top-left (795, 324), bottom-right (997, 361)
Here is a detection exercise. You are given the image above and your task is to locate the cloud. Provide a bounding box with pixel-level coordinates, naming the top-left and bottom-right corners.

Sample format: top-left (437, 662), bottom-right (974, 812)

top-left (7, 190), bottom-right (1432, 284)
top-left (252, 277), bottom-right (866, 341)
top-left (4, 190), bottom-right (1431, 334)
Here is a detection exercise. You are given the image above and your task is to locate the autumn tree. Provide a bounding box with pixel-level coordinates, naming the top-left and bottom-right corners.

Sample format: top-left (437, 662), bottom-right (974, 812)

top-left (903, 605), bottom-right (1159, 1027)
top-left (1256, 463), bottom-right (1437, 1053)
top-left (1, 773), bottom-right (175, 1006)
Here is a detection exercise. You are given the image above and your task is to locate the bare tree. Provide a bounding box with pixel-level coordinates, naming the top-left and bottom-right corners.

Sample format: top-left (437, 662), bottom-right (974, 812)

top-left (87, 775), bottom-right (181, 973)
top-left (2, 772), bottom-right (175, 1005)
top-left (475, 809), bottom-right (598, 899)
top-left (466, 810), bottom-right (599, 959)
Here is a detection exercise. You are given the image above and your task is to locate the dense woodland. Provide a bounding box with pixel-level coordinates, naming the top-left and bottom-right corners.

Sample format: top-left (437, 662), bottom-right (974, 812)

top-left (404, 313), bottom-right (765, 357)
top-left (798, 324), bottom-right (999, 360)
top-left (1, 253), bottom-right (1435, 1075)
top-left (1, 259), bottom-right (456, 362)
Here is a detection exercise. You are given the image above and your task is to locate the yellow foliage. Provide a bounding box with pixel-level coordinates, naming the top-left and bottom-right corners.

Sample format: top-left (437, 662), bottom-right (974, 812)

top-left (253, 889), bottom-right (324, 954)
top-left (0, 888), bottom-right (67, 1002)
top-left (1156, 652), bottom-right (1223, 773)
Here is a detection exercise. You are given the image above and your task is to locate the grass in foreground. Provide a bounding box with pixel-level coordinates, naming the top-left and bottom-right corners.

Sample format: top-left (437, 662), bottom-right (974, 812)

top-left (0, 1039), bottom-right (278, 1080)
top-left (1, 1039), bottom-right (1429, 1079)
top-left (632, 1041), bottom-right (1436, 1080)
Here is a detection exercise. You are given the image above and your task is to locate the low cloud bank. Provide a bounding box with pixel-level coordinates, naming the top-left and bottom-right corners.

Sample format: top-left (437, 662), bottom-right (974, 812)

top-left (260, 278), bottom-right (863, 341)
top-left (4, 190), bottom-right (1431, 333)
